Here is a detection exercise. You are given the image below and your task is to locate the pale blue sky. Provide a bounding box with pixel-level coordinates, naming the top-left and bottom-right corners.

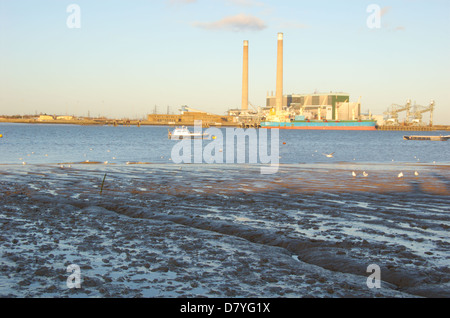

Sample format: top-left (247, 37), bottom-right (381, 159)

top-left (1, 0), bottom-right (449, 123)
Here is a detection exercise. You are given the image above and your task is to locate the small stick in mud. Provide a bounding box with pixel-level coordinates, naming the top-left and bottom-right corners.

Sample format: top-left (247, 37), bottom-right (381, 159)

top-left (100, 173), bottom-right (107, 195)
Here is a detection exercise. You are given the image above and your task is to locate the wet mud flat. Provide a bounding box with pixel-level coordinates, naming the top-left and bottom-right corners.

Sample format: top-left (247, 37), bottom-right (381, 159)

top-left (0, 163), bottom-right (449, 298)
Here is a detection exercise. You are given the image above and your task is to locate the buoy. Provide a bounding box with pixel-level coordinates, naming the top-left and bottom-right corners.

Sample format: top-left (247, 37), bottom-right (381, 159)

top-left (0, 134), bottom-right (3, 138)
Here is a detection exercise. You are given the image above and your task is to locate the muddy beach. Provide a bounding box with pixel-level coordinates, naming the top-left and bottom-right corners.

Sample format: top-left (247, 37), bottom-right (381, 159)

top-left (0, 163), bottom-right (449, 298)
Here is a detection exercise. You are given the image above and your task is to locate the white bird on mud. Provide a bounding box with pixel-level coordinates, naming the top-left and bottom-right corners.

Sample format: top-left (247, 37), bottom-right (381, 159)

top-left (323, 152), bottom-right (334, 158)
top-left (414, 171), bottom-right (419, 176)
top-left (362, 171), bottom-right (368, 177)
top-left (398, 172), bottom-right (404, 178)
top-left (352, 171), bottom-right (357, 177)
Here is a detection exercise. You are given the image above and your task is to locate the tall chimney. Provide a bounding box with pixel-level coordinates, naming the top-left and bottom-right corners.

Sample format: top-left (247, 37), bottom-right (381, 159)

top-left (276, 33), bottom-right (283, 113)
top-left (242, 40), bottom-right (249, 111)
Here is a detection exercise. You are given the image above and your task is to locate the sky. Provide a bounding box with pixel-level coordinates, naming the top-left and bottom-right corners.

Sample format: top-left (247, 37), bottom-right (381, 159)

top-left (0, 0), bottom-right (449, 123)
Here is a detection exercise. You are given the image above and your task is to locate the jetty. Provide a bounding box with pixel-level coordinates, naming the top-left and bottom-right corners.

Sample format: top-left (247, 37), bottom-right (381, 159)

top-left (403, 135), bottom-right (450, 141)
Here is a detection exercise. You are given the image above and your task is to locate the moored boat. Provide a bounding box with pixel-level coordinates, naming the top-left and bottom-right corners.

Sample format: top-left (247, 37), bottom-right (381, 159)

top-left (168, 126), bottom-right (209, 140)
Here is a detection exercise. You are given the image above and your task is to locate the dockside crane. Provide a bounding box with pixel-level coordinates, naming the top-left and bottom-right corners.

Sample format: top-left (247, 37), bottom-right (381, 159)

top-left (383, 99), bottom-right (412, 125)
top-left (411, 100), bottom-right (435, 126)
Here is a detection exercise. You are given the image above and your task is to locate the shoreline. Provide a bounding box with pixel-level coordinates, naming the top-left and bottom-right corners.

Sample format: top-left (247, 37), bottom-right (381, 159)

top-left (0, 118), bottom-right (240, 128)
top-left (1, 119), bottom-right (450, 131)
top-left (0, 163), bottom-right (449, 297)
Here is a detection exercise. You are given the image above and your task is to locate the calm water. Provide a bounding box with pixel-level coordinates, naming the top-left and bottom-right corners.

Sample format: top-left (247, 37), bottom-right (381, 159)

top-left (0, 123), bottom-right (449, 165)
top-left (1, 122), bottom-right (449, 298)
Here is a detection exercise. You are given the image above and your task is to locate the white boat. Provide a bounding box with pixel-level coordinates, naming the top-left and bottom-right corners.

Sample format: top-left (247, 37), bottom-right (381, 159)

top-left (168, 126), bottom-right (209, 140)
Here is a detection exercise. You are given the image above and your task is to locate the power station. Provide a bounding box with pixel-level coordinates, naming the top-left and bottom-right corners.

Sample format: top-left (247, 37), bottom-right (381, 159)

top-left (233, 33), bottom-right (435, 130)
top-left (145, 32), bottom-right (437, 130)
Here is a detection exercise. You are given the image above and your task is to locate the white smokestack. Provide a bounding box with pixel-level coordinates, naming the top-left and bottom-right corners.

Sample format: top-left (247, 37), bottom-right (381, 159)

top-left (242, 40), bottom-right (249, 111)
top-left (276, 33), bottom-right (283, 112)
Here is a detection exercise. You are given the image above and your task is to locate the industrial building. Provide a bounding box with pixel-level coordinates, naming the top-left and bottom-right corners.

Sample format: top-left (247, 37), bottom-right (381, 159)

top-left (227, 33), bottom-right (364, 125)
top-left (147, 106), bottom-right (236, 126)
top-left (266, 92), bottom-right (361, 121)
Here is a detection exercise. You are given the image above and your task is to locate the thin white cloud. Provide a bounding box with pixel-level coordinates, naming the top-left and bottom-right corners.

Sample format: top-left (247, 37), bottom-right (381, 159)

top-left (193, 13), bottom-right (267, 31)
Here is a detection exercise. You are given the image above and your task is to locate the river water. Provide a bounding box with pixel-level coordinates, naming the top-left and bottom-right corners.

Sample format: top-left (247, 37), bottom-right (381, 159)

top-left (0, 123), bottom-right (449, 165)
top-left (0, 123), bottom-right (449, 298)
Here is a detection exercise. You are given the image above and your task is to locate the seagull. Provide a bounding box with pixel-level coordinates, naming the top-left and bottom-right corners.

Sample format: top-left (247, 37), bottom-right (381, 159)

top-left (323, 152), bottom-right (334, 158)
top-left (352, 171), bottom-right (357, 177)
top-left (414, 171), bottom-right (419, 176)
top-left (398, 172), bottom-right (404, 178)
top-left (363, 171), bottom-right (368, 177)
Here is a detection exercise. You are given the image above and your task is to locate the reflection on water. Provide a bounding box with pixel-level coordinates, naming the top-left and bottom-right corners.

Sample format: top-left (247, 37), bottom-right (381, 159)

top-left (0, 123), bottom-right (449, 165)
